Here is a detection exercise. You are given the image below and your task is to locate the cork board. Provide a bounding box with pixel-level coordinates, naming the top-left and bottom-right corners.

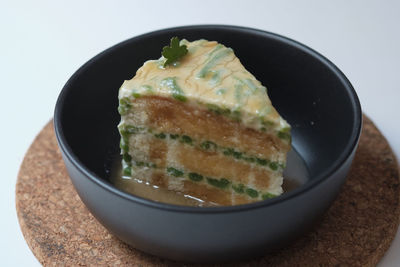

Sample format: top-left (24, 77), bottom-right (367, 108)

top-left (16, 115), bottom-right (400, 266)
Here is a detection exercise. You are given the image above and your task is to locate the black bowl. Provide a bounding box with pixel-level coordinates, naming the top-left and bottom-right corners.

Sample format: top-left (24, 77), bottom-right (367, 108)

top-left (54, 25), bottom-right (361, 262)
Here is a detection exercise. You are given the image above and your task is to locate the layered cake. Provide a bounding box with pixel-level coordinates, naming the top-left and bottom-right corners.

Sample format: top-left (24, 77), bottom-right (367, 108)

top-left (118, 38), bottom-right (291, 205)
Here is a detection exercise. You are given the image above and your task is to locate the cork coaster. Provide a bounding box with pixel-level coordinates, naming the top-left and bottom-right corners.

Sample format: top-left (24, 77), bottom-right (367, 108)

top-left (16, 115), bottom-right (400, 266)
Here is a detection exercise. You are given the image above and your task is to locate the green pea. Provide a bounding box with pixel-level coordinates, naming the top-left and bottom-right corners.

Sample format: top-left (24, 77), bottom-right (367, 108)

top-left (118, 97), bottom-right (132, 115)
top-left (256, 158), bottom-right (268, 166)
top-left (123, 153), bottom-right (132, 163)
top-left (280, 126), bottom-right (291, 133)
top-left (167, 167), bottom-right (184, 177)
top-left (232, 151), bottom-right (242, 159)
top-left (277, 130), bottom-right (291, 141)
top-left (200, 140), bottom-right (217, 150)
top-left (132, 92), bottom-right (141, 98)
top-left (205, 103), bottom-right (241, 121)
top-left (262, 192), bottom-right (276, 200)
top-left (180, 135), bottom-right (192, 145)
top-left (188, 172), bottom-right (203, 182)
top-left (277, 131), bottom-right (289, 139)
top-left (119, 125), bottom-right (142, 141)
top-left (119, 139), bottom-right (128, 152)
top-left (173, 94), bottom-right (187, 102)
top-left (206, 177), bottom-right (230, 189)
top-left (143, 162), bottom-right (157, 168)
top-left (260, 120), bottom-right (274, 127)
top-left (169, 134), bottom-right (179, 139)
top-left (232, 183), bottom-right (245, 194)
top-left (123, 166), bottom-right (132, 176)
top-left (269, 162), bottom-right (278, 171)
top-left (206, 103), bottom-right (222, 115)
top-left (154, 132), bottom-right (166, 139)
top-left (118, 106), bottom-right (125, 115)
top-left (223, 148), bottom-right (234, 156)
top-left (246, 188), bottom-right (259, 198)
top-left (125, 125), bottom-right (142, 134)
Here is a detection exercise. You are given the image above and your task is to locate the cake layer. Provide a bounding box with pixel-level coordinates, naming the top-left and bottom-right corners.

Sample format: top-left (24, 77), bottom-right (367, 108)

top-left (121, 125), bottom-right (284, 195)
top-left (174, 143), bottom-right (277, 190)
top-left (129, 135), bottom-right (281, 189)
top-left (124, 96), bottom-right (290, 160)
top-left (123, 134), bottom-right (282, 193)
top-left (124, 164), bottom-right (278, 205)
top-left (120, 124), bottom-right (285, 172)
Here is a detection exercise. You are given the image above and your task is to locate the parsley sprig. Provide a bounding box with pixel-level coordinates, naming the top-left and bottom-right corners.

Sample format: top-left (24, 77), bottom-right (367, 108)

top-left (162, 37), bottom-right (188, 67)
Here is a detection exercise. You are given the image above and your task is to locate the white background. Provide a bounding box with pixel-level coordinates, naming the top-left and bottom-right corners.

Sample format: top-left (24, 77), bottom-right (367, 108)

top-left (1, 0), bottom-right (399, 266)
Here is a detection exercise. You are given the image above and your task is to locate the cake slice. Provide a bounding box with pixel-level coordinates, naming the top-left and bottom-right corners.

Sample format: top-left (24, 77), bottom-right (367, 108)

top-left (118, 38), bottom-right (291, 205)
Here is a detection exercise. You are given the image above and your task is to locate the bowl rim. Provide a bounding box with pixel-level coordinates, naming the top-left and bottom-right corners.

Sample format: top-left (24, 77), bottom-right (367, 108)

top-left (54, 24), bottom-right (362, 214)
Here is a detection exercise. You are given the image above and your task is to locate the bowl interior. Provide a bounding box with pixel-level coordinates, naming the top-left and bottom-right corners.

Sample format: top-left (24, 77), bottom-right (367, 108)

top-left (56, 25), bottom-right (360, 202)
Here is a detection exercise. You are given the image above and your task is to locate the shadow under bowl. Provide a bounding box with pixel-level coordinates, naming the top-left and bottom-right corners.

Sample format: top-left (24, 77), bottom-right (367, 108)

top-left (54, 25), bottom-right (362, 262)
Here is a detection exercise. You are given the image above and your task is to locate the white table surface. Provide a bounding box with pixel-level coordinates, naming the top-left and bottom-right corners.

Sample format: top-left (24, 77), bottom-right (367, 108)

top-left (1, 1), bottom-right (399, 266)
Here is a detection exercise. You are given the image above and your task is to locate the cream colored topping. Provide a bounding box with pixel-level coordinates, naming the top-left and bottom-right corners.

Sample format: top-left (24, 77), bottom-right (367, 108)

top-left (119, 39), bottom-right (290, 132)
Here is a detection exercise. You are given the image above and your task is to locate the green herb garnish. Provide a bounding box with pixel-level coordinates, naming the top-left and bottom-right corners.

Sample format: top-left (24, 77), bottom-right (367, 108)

top-left (162, 37), bottom-right (188, 67)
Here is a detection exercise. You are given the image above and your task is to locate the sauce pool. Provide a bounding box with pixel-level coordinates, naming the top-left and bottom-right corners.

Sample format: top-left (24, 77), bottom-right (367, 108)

top-left (110, 148), bottom-right (309, 207)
